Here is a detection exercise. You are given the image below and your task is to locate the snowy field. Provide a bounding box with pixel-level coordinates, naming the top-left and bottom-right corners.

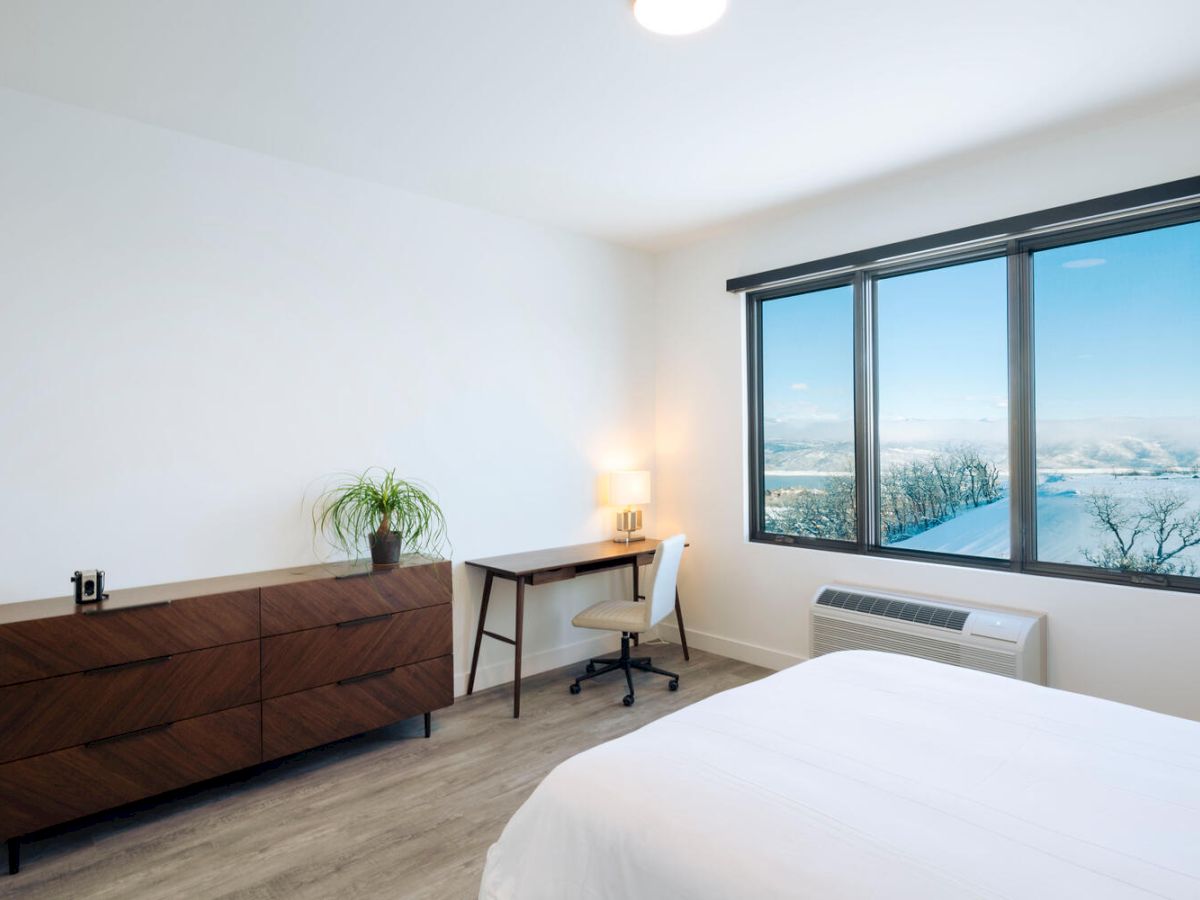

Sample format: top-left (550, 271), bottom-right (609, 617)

top-left (893, 473), bottom-right (1200, 567)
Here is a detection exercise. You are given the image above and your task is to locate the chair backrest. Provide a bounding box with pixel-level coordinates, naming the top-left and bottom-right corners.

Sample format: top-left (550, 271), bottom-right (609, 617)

top-left (643, 534), bottom-right (685, 630)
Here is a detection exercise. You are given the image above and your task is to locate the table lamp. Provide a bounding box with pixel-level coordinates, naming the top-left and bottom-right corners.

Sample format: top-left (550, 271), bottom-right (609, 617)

top-left (609, 470), bottom-right (651, 544)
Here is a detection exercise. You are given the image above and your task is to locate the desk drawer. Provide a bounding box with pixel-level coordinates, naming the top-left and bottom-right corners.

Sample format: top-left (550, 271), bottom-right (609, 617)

top-left (262, 605), bottom-right (451, 698)
top-left (0, 589), bottom-right (260, 686)
top-left (262, 656), bottom-right (452, 760)
top-left (261, 562), bottom-right (450, 635)
top-left (0, 703), bottom-right (261, 839)
top-left (0, 640), bottom-right (259, 764)
top-left (528, 566), bottom-right (576, 586)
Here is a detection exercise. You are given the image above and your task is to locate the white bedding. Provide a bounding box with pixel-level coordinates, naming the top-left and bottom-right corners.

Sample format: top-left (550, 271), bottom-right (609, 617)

top-left (479, 650), bottom-right (1200, 899)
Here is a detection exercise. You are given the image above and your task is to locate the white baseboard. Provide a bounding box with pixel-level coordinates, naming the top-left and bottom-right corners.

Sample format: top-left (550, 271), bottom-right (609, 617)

top-left (454, 632), bottom-right (621, 697)
top-left (654, 621), bottom-right (806, 671)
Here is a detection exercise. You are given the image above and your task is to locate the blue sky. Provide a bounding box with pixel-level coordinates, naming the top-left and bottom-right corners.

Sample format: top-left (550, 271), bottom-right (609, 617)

top-left (762, 219), bottom-right (1198, 431)
top-left (761, 283), bottom-right (854, 437)
top-left (1035, 220), bottom-right (1199, 419)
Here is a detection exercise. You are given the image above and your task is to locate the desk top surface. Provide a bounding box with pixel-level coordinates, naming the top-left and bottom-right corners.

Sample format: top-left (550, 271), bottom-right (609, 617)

top-left (465, 539), bottom-right (671, 577)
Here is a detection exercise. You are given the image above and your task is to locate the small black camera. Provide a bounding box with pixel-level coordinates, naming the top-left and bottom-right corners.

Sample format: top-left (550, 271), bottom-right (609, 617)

top-left (72, 569), bottom-right (109, 604)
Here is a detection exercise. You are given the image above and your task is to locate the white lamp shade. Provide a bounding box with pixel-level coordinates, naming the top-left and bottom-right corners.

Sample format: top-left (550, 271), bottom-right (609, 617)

top-left (633, 0), bottom-right (727, 36)
top-left (609, 470), bottom-right (651, 506)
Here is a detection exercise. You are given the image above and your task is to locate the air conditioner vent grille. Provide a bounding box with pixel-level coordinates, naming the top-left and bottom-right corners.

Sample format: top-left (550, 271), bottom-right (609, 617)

top-left (816, 588), bottom-right (968, 632)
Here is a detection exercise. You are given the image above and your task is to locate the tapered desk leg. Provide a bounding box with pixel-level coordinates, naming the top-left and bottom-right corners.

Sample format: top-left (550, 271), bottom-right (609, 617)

top-left (675, 588), bottom-right (690, 661)
top-left (424, 712), bottom-right (432, 738)
top-left (631, 560), bottom-right (640, 647)
top-left (513, 576), bottom-right (525, 718)
top-left (466, 572), bottom-right (494, 695)
top-left (7, 837), bottom-right (18, 876)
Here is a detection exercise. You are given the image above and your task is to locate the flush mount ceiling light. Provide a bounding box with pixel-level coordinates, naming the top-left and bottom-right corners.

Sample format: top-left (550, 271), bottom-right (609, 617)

top-left (633, 0), bottom-right (728, 36)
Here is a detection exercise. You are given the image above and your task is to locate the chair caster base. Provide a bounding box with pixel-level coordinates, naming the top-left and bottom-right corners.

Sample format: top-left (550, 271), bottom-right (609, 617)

top-left (622, 694), bottom-right (635, 707)
top-left (668, 679), bottom-right (679, 691)
top-left (585, 662), bottom-right (595, 674)
top-left (569, 682), bottom-right (581, 695)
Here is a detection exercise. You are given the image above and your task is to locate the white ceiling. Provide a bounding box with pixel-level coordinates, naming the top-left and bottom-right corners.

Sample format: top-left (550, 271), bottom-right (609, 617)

top-left (2, 0), bottom-right (1199, 250)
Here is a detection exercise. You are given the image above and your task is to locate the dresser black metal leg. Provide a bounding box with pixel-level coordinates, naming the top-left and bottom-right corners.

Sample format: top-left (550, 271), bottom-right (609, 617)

top-left (424, 711), bottom-right (431, 738)
top-left (7, 837), bottom-right (18, 875)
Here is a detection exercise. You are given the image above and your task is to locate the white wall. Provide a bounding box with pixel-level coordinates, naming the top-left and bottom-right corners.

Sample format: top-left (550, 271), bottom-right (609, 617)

top-left (5, 83), bottom-right (1200, 722)
top-left (0, 88), bottom-right (655, 694)
top-left (653, 93), bottom-right (1200, 720)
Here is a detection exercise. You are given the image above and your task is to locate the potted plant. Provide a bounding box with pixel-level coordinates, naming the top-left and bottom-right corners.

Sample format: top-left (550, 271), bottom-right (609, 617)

top-left (314, 468), bottom-right (448, 566)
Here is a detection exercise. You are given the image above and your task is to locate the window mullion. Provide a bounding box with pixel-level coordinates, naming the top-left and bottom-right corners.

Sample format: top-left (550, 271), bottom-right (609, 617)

top-left (853, 270), bottom-right (878, 550)
top-left (1007, 242), bottom-right (1036, 572)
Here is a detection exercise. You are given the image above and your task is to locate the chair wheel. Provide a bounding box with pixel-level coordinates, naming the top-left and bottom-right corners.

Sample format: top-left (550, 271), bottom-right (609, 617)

top-left (668, 679), bottom-right (679, 691)
top-left (622, 694), bottom-right (635, 707)
top-left (569, 683), bottom-right (581, 695)
top-left (585, 663), bottom-right (595, 674)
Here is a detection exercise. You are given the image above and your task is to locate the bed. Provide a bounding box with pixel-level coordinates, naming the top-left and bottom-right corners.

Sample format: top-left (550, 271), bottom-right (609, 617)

top-left (478, 650), bottom-right (1200, 899)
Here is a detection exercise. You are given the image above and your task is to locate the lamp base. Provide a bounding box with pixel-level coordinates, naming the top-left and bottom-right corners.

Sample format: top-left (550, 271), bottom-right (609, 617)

top-left (613, 532), bottom-right (647, 545)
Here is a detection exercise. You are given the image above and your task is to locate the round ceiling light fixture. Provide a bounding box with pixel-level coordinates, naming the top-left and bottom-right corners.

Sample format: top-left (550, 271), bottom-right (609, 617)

top-left (632, 0), bottom-right (728, 36)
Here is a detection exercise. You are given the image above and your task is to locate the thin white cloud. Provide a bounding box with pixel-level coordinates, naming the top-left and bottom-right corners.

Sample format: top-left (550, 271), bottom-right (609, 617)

top-left (790, 382), bottom-right (809, 391)
top-left (1062, 258), bottom-right (1106, 269)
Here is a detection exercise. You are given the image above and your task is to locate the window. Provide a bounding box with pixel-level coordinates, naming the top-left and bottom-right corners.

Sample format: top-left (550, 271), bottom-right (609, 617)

top-left (876, 258), bottom-right (1009, 558)
top-left (744, 176), bottom-right (1200, 592)
top-left (758, 283), bottom-right (856, 543)
top-left (1033, 220), bottom-right (1200, 577)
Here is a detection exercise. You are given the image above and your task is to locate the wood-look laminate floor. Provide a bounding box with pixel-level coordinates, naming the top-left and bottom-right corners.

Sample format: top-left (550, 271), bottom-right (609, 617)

top-left (3, 644), bottom-right (768, 900)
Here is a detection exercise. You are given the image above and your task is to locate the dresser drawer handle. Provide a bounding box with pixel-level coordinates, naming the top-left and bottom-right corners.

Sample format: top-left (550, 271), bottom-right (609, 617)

top-left (83, 655), bottom-right (173, 676)
top-left (336, 614), bottom-right (391, 629)
top-left (337, 667), bottom-right (396, 686)
top-left (85, 722), bottom-right (173, 748)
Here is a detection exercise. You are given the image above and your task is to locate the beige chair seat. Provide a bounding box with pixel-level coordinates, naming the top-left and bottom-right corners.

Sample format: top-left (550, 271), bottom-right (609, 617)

top-left (572, 599), bottom-right (648, 633)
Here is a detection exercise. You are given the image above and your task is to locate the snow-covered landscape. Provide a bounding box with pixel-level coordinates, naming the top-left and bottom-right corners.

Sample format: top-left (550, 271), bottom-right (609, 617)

top-left (894, 473), bottom-right (1200, 568)
top-left (763, 417), bottom-right (1200, 573)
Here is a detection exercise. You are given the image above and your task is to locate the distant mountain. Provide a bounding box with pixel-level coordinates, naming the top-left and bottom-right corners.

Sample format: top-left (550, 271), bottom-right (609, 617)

top-left (764, 416), bottom-right (1200, 474)
top-left (763, 440), bottom-right (854, 473)
top-left (1037, 418), bottom-right (1200, 471)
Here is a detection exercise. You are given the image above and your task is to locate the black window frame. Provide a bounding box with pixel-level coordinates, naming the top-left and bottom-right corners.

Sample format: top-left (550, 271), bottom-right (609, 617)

top-left (741, 176), bottom-right (1200, 594)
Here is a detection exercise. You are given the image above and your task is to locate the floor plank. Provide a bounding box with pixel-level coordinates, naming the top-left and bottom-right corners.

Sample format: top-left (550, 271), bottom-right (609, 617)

top-left (3, 643), bottom-right (768, 899)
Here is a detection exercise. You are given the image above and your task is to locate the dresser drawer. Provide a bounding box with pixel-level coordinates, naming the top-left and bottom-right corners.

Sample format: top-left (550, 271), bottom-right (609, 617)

top-left (0, 589), bottom-right (260, 686)
top-left (261, 561), bottom-right (450, 635)
top-left (0, 703), bottom-right (261, 838)
top-left (262, 604), bottom-right (451, 698)
top-left (262, 655), bottom-right (452, 760)
top-left (0, 640), bottom-right (259, 765)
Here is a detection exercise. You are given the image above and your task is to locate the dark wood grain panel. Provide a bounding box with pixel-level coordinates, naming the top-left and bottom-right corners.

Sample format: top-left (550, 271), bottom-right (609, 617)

top-left (0, 559), bottom-right (444, 627)
top-left (0, 641), bottom-right (259, 764)
top-left (0, 704), bottom-right (261, 839)
top-left (262, 656), bottom-right (452, 760)
top-left (261, 561), bottom-right (450, 635)
top-left (0, 589), bottom-right (259, 686)
top-left (261, 606), bottom-right (450, 698)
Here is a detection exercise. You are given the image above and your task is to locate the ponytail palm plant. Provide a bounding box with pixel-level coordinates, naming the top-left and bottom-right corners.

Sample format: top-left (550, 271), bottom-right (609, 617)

top-left (314, 468), bottom-right (448, 566)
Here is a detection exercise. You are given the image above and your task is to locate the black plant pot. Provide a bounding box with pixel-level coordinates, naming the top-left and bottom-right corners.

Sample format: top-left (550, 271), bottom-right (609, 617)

top-left (368, 531), bottom-right (403, 567)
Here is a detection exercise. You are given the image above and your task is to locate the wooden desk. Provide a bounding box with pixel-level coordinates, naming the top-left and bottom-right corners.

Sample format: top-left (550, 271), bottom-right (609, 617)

top-left (464, 539), bottom-right (690, 718)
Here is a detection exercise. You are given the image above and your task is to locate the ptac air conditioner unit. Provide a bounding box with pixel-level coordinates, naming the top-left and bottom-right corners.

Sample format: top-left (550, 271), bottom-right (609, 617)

top-left (811, 585), bottom-right (1046, 684)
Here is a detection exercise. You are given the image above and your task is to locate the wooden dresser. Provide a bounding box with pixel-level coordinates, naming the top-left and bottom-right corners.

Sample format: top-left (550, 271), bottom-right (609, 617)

top-left (0, 558), bottom-right (452, 875)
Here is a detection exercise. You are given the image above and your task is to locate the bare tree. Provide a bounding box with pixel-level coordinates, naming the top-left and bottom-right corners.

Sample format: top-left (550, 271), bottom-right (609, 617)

top-left (879, 445), bottom-right (1003, 542)
top-left (768, 475), bottom-right (856, 542)
top-left (1083, 489), bottom-right (1200, 575)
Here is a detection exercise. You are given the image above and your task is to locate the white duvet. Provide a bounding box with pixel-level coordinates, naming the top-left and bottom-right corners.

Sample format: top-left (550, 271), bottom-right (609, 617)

top-left (479, 650), bottom-right (1200, 899)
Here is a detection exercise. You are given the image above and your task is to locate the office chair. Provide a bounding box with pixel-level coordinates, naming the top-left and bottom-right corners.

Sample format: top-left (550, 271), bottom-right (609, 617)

top-left (568, 534), bottom-right (685, 706)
